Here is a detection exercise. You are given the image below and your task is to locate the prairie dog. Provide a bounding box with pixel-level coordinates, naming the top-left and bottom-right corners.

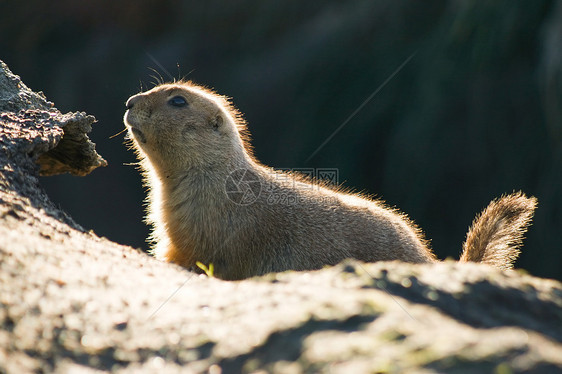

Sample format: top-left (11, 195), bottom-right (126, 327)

top-left (124, 81), bottom-right (536, 280)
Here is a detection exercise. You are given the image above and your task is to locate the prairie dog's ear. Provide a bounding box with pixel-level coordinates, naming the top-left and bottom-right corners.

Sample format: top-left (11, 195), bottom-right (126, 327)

top-left (211, 114), bottom-right (223, 131)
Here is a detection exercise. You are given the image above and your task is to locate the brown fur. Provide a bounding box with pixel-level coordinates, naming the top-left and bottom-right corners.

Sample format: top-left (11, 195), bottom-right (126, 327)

top-left (124, 81), bottom-right (536, 280)
top-left (460, 192), bottom-right (537, 269)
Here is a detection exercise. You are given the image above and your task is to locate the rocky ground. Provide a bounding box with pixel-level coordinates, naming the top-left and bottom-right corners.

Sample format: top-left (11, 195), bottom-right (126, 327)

top-left (0, 60), bottom-right (561, 373)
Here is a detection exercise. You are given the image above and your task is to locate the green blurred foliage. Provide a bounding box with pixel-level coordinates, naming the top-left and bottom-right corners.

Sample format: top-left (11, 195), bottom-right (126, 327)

top-left (1, 0), bottom-right (560, 279)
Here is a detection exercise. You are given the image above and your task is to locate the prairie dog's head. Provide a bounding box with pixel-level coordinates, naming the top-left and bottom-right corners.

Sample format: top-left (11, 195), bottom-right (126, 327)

top-left (124, 82), bottom-right (249, 172)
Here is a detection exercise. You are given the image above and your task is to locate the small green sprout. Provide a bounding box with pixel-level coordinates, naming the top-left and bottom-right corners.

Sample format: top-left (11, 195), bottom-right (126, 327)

top-left (196, 261), bottom-right (215, 277)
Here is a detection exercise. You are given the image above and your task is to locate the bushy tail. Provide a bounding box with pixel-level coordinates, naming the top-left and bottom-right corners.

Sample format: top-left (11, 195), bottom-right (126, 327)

top-left (460, 192), bottom-right (537, 269)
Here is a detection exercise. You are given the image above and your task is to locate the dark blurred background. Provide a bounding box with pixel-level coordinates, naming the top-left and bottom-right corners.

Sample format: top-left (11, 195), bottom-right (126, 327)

top-left (1, 1), bottom-right (561, 280)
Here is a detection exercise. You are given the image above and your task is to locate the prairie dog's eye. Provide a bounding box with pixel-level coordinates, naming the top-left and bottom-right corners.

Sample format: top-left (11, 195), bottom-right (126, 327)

top-left (168, 96), bottom-right (188, 107)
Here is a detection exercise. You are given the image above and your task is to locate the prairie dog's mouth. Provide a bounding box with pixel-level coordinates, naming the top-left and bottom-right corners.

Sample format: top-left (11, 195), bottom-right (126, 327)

top-left (124, 110), bottom-right (138, 126)
top-left (129, 127), bottom-right (146, 144)
top-left (124, 110), bottom-right (147, 144)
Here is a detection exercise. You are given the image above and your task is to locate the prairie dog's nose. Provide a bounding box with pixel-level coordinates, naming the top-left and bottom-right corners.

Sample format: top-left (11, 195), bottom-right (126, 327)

top-left (126, 94), bottom-right (142, 109)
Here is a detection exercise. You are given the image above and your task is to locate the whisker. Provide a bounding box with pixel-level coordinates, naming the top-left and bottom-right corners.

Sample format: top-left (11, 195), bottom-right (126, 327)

top-left (144, 50), bottom-right (174, 81)
top-left (149, 75), bottom-right (159, 87)
top-left (109, 127), bottom-right (128, 139)
top-left (148, 67), bottom-right (164, 85)
top-left (180, 68), bottom-right (196, 83)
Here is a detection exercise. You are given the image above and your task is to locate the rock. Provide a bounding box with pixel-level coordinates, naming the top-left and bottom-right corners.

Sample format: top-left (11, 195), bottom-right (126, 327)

top-left (0, 60), bottom-right (106, 177)
top-left (0, 60), bottom-right (561, 373)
